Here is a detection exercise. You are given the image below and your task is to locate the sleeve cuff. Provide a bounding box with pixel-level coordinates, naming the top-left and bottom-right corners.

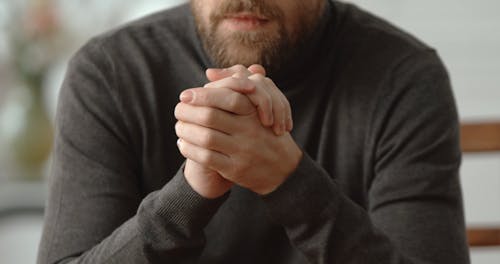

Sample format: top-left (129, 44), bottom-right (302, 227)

top-left (261, 153), bottom-right (341, 227)
top-left (145, 162), bottom-right (229, 230)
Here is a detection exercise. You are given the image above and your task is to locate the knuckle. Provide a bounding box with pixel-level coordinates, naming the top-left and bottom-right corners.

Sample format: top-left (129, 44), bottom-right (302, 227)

top-left (231, 72), bottom-right (246, 80)
top-left (229, 93), bottom-right (254, 115)
top-left (230, 75), bottom-right (244, 86)
top-left (263, 94), bottom-right (273, 109)
top-left (264, 77), bottom-right (276, 87)
top-left (201, 131), bottom-right (216, 147)
top-left (178, 141), bottom-right (187, 156)
top-left (174, 103), bottom-right (182, 119)
top-left (174, 121), bottom-right (181, 135)
top-left (233, 64), bottom-right (247, 73)
top-left (276, 102), bottom-right (286, 115)
top-left (200, 151), bottom-right (214, 165)
top-left (283, 98), bottom-right (291, 109)
top-left (251, 73), bottom-right (266, 82)
top-left (286, 105), bottom-right (292, 118)
top-left (200, 108), bottom-right (217, 125)
top-left (277, 98), bottom-right (286, 110)
top-left (195, 90), bottom-right (208, 103)
top-left (238, 77), bottom-right (250, 87)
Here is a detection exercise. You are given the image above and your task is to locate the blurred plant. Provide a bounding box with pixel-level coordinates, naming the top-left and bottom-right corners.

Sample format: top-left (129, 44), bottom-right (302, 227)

top-left (0, 0), bottom-right (175, 180)
top-left (14, 0), bottom-right (62, 89)
top-left (0, 0), bottom-right (64, 180)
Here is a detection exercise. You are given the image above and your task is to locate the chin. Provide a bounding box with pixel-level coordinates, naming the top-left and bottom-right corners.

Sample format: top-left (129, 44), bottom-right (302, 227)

top-left (212, 38), bottom-right (261, 66)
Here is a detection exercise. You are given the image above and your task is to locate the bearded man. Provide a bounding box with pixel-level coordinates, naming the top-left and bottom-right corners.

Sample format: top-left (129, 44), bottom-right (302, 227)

top-left (38, 0), bottom-right (470, 263)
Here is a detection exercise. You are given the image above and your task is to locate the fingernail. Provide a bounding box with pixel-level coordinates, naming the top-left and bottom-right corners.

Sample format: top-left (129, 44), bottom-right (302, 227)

top-left (232, 72), bottom-right (247, 78)
top-left (177, 138), bottom-right (182, 146)
top-left (180, 91), bottom-right (193, 103)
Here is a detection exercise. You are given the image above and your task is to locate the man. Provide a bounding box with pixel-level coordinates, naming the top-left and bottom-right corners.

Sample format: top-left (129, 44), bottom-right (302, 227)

top-left (38, 0), bottom-right (470, 263)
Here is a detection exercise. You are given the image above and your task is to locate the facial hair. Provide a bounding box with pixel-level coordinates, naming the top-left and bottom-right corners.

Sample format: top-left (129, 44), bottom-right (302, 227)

top-left (191, 0), bottom-right (322, 75)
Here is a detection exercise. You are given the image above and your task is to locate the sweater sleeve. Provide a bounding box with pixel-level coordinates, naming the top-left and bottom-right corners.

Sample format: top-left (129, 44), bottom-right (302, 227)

top-left (37, 39), bottom-right (227, 264)
top-left (262, 50), bottom-right (470, 263)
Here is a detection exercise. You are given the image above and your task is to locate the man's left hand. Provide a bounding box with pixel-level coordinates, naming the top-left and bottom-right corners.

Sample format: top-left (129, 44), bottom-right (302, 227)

top-left (175, 86), bottom-right (302, 195)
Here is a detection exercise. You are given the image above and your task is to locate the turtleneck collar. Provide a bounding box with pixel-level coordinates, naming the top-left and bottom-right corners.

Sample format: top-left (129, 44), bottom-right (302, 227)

top-left (270, 1), bottom-right (335, 88)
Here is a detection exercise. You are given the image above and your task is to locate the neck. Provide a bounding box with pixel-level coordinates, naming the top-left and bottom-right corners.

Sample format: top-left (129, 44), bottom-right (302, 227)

top-left (269, 1), bottom-right (333, 88)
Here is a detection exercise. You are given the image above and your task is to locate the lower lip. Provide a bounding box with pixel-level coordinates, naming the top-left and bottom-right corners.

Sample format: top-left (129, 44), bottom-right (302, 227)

top-left (222, 17), bottom-right (270, 31)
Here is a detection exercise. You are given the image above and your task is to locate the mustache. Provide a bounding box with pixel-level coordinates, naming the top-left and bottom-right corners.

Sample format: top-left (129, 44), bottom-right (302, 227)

top-left (210, 0), bottom-right (284, 23)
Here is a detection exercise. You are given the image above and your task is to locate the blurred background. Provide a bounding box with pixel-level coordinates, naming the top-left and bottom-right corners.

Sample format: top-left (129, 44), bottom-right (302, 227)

top-left (0, 0), bottom-right (498, 263)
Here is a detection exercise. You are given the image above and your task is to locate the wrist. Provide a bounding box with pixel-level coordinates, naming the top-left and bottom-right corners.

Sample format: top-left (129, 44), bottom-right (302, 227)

top-left (256, 138), bottom-right (303, 195)
top-left (184, 159), bottom-right (233, 199)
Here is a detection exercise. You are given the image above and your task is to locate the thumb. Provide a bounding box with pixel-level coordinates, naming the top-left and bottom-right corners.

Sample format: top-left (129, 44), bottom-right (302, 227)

top-left (206, 68), bottom-right (233, 82)
top-left (247, 64), bottom-right (266, 76)
top-left (206, 65), bottom-right (267, 82)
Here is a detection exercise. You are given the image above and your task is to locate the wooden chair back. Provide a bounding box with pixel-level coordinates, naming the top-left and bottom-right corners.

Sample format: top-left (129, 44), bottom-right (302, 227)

top-left (460, 122), bottom-right (500, 247)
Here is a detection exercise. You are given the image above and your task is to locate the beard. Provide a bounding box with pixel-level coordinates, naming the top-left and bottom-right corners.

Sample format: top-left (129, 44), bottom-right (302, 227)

top-left (191, 0), bottom-right (322, 74)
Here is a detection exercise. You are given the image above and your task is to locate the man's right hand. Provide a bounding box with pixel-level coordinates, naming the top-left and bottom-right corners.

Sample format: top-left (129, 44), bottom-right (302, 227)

top-left (179, 65), bottom-right (293, 198)
top-left (183, 159), bottom-right (233, 199)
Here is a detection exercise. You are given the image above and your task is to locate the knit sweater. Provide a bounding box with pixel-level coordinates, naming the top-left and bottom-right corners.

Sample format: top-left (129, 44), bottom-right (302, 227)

top-left (38, 1), bottom-right (469, 263)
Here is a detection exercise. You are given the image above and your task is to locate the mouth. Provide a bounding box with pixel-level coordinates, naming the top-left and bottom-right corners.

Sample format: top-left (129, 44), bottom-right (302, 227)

top-left (222, 12), bottom-right (271, 31)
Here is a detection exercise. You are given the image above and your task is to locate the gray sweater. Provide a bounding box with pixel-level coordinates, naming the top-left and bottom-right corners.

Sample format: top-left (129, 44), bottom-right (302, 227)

top-left (38, 1), bottom-right (470, 263)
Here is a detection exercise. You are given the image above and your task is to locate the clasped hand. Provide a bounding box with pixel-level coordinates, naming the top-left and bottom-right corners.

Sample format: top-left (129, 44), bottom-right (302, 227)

top-left (175, 65), bottom-right (302, 198)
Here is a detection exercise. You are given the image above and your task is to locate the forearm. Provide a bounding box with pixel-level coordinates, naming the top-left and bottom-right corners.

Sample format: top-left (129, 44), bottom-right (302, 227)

top-left (262, 153), bottom-right (469, 264)
top-left (38, 169), bottom-right (228, 264)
